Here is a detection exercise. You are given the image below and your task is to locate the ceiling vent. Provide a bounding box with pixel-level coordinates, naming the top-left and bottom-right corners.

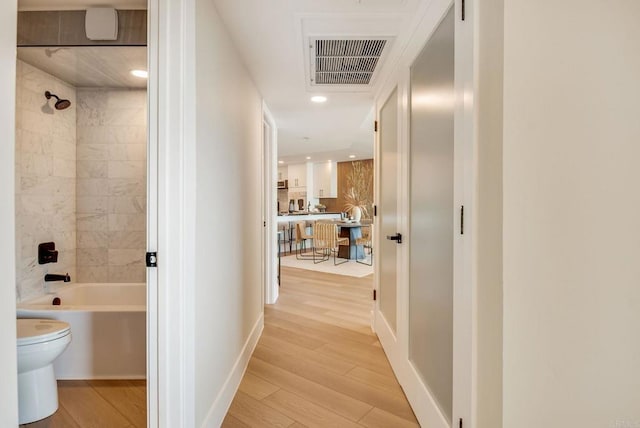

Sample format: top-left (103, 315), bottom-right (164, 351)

top-left (309, 38), bottom-right (391, 87)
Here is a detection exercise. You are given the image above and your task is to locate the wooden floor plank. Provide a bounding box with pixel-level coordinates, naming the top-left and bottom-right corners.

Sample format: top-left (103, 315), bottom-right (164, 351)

top-left (261, 389), bottom-right (363, 428)
top-left (259, 332), bottom-right (357, 375)
top-left (19, 402), bottom-right (81, 428)
top-left (345, 366), bottom-right (404, 395)
top-left (248, 358), bottom-right (373, 422)
top-left (238, 372), bottom-right (281, 401)
top-left (87, 380), bottom-right (147, 428)
top-left (221, 413), bottom-right (252, 427)
top-left (56, 380), bottom-right (131, 428)
top-left (359, 407), bottom-right (420, 428)
top-left (227, 391), bottom-right (295, 427)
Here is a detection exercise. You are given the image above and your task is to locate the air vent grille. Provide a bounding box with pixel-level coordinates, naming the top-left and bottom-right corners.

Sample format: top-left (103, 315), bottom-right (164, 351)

top-left (313, 39), bottom-right (387, 85)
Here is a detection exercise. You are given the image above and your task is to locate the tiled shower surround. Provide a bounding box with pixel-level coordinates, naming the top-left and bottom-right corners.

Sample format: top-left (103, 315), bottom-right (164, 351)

top-left (15, 60), bottom-right (147, 302)
top-left (76, 89), bottom-right (147, 283)
top-left (15, 61), bottom-right (77, 302)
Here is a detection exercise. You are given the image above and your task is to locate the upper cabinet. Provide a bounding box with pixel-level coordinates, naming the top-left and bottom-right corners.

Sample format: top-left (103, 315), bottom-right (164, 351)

top-left (277, 166), bottom-right (287, 181)
top-left (288, 163), bottom-right (306, 188)
top-left (313, 161), bottom-right (337, 198)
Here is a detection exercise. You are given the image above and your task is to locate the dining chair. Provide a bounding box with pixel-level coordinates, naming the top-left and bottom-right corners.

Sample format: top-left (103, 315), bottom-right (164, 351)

top-left (313, 222), bottom-right (349, 265)
top-left (295, 221), bottom-right (314, 260)
top-left (356, 224), bottom-right (373, 266)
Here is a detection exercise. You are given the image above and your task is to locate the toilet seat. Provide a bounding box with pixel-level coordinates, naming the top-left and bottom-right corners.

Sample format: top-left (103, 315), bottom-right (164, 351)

top-left (17, 319), bottom-right (71, 347)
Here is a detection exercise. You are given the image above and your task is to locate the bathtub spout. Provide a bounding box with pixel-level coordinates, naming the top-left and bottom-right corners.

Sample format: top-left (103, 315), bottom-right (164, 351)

top-left (44, 273), bottom-right (70, 282)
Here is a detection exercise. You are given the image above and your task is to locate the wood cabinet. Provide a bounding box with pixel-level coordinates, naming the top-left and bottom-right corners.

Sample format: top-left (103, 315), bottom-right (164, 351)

top-left (287, 163), bottom-right (306, 188)
top-left (313, 161), bottom-right (337, 198)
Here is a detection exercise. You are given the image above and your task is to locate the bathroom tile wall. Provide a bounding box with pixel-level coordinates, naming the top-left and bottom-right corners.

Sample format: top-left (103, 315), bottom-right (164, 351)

top-left (15, 60), bottom-right (77, 302)
top-left (76, 89), bottom-right (147, 283)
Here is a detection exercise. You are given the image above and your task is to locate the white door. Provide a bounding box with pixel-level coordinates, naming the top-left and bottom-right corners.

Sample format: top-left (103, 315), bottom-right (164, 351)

top-left (409, 5), bottom-right (456, 423)
top-left (374, 3), bottom-right (471, 427)
top-left (374, 87), bottom-right (400, 348)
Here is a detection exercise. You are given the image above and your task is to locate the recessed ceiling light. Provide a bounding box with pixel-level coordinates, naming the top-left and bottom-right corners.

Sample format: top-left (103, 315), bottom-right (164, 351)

top-left (130, 69), bottom-right (148, 78)
top-left (278, 160), bottom-right (284, 164)
top-left (306, 156), bottom-right (311, 160)
top-left (311, 96), bottom-right (327, 103)
top-left (349, 155), bottom-right (356, 159)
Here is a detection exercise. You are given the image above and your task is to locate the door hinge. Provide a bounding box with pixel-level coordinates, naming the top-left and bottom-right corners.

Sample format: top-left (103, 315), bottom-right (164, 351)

top-left (459, 418), bottom-right (463, 428)
top-left (374, 205), bottom-right (377, 217)
top-left (373, 289), bottom-right (377, 301)
top-left (146, 252), bottom-right (157, 267)
top-left (263, 221), bottom-right (266, 227)
top-left (374, 120), bottom-right (378, 132)
top-left (461, 0), bottom-right (465, 20)
top-left (460, 205), bottom-right (464, 235)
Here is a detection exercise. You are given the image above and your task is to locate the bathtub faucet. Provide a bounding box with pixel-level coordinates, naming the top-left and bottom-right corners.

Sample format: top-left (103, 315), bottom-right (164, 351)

top-left (44, 273), bottom-right (71, 282)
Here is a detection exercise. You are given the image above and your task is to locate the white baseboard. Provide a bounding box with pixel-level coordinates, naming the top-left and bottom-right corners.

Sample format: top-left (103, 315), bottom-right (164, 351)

top-left (201, 312), bottom-right (264, 427)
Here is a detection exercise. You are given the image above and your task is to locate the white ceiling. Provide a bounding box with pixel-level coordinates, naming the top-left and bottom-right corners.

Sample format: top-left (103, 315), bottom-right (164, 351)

top-left (18, 47), bottom-right (147, 88)
top-left (213, 0), bottom-right (424, 165)
top-left (18, 0), bottom-right (146, 10)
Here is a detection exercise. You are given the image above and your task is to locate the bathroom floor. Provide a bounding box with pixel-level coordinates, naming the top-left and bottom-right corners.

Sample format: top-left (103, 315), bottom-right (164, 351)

top-left (21, 380), bottom-right (146, 428)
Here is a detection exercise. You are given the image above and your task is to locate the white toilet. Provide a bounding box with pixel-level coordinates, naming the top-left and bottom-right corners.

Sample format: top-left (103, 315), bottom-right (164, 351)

top-left (17, 319), bottom-right (71, 425)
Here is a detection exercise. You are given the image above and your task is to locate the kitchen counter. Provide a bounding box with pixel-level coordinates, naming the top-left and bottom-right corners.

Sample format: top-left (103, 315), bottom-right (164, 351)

top-left (277, 212), bottom-right (341, 223)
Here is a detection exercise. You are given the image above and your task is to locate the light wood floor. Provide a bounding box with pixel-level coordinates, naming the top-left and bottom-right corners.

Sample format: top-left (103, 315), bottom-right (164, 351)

top-left (222, 266), bottom-right (418, 427)
top-left (23, 266), bottom-right (416, 428)
top-left (20, 380), bottom-right (146, 428)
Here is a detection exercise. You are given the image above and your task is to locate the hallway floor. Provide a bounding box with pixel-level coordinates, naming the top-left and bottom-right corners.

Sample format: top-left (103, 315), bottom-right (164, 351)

top-left (222, 266), bottom-right (418, 427)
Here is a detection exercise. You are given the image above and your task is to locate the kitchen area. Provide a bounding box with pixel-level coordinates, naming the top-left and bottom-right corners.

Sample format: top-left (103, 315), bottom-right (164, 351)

top-left (276, 159), bottom-right (373, 256)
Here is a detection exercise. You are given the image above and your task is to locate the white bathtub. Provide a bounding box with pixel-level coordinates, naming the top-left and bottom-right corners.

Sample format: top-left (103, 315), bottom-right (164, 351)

top-left (17, 283), bottom-right (146, 380)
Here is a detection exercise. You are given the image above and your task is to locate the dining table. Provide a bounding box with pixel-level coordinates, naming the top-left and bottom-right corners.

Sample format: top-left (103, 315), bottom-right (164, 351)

top-left (337, 222), bottom-right (365, 260)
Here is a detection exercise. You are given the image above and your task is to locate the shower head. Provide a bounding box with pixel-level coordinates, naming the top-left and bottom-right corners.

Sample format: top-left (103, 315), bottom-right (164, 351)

top-left (44, 91), bottom-right (71, 110)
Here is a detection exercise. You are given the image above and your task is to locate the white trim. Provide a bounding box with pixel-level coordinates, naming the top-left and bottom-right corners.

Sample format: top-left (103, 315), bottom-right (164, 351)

top-left (156, 0), bottom-right (194, 425)
top-left (201, 314), bottom-right (264, 427)
top-left (453, 0), bottom-right (476, 426)
top-left (263, 103), bottom-right (279, 305)
top-left (0, 1), bottom-right (18, 426)
top-left (146, 0), bottom-right (159, 425)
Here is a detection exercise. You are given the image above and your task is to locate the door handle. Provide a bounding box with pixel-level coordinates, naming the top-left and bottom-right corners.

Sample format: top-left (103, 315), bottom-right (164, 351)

top-left (386, 233), bottom-right (402, 244)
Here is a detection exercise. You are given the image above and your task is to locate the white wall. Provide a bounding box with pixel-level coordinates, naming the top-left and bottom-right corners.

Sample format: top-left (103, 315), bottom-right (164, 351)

top-left (0, 0), bottom-right (18, 425)
top-left (193, 1), bottom-right (264, 425)
top-left (502, 1), bottom-right (640, 427)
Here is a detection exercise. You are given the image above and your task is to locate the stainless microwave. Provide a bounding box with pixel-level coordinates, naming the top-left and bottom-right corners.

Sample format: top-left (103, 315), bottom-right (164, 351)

top-left (277, 179), bottom-right (288, 189)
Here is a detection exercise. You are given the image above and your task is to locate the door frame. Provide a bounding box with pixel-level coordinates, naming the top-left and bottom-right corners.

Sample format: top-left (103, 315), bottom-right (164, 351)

top-left (0, 0), bottom-right (18, 425)
top-left (373, 0), bottom-right (476, 426)
top-left (263, 103), bottom-right (279, 305)
top-left (146, 0), bottom-right (159, 424)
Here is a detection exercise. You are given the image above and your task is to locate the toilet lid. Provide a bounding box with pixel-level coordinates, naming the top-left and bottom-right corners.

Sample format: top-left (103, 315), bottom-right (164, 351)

top-left (17, 319), bottom-right (71, 346)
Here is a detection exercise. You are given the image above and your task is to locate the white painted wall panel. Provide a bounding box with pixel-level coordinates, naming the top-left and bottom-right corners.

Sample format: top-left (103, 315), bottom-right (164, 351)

top-left (193, 1), bottom-right (264, 425)
top-left (503, 1), bottom-right (640, 427)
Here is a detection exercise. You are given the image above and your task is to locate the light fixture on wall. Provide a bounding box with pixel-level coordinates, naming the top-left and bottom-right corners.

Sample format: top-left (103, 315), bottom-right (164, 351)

top-left (130, 69), bottom-right (148, 79)
top-left (310, 95), bottom-right (327, 103)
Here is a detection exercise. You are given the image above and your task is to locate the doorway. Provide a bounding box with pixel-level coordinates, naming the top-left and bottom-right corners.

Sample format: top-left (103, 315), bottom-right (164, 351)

top-left (11, 7), bottom-right (157, 428)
